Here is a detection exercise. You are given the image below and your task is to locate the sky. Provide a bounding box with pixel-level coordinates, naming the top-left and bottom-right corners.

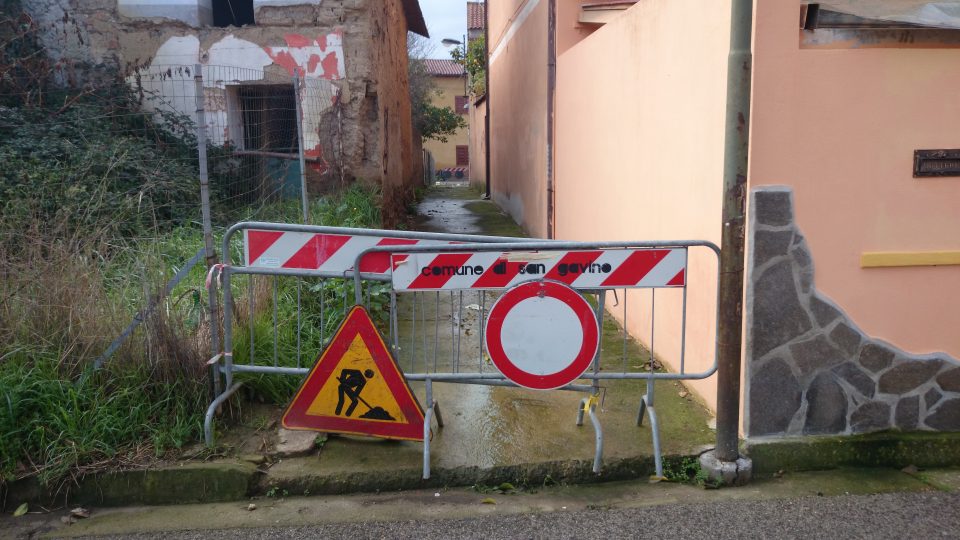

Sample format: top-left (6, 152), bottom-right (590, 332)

top-left (417, 0), bottom-right (469, 59)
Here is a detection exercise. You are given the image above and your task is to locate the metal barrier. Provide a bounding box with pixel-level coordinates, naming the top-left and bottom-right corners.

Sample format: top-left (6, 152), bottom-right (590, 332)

top-left (205, 221), bottom-right (528, 440)
top-left (205, 222), bottom-right (721, 480)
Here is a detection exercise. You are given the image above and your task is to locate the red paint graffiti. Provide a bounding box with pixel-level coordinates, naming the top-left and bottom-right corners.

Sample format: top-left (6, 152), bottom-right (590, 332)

top-left (262, 33), bottom-right (343, 80)
top-left (284, 34), bottom-right (312, 48)
top-left (264, 48), bottom-right (300, 76)
top-left (320, 52), bottom-right (340, 79)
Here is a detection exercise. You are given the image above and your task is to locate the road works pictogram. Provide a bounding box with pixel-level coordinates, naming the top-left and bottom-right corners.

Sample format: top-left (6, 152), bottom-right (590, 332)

top-left (282, 306), bottom-right (425, 441)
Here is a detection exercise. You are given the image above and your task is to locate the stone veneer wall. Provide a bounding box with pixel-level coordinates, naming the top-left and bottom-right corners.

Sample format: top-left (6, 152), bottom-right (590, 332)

top-left (745, 187), bottom-right (960, 437)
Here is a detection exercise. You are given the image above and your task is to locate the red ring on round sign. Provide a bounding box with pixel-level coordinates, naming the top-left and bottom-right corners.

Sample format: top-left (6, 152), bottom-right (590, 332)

top-left (484, 280), bottom-right (599, 390)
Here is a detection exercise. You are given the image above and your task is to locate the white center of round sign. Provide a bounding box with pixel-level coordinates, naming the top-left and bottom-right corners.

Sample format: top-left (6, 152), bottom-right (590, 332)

top-left (484, 280), bottom-right (600, 390)
top-left (500, 296), bottom-right (584, 375)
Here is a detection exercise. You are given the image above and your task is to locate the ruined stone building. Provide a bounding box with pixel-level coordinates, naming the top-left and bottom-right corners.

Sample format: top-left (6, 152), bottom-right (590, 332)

top-left (20, 0), bottom-right (429, 223)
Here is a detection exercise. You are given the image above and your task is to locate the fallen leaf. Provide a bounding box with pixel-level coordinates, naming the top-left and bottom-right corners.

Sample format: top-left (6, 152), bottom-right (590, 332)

top-left (678, 391), bottom-right (689, 398)
top-left (70, 507), bottom-right (90, 519)
top-left (481, 498), bottom-right (496, 505)
top-left (13, 503), bottom-right (28, 517)
top-left (247, 503), bottom-right (257, 511)
top-left (648, 475), bottom-right (667, 483)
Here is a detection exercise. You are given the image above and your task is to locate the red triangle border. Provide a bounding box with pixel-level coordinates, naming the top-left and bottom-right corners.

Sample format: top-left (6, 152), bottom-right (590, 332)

top-left (281, 306), bottom-right (425, 441)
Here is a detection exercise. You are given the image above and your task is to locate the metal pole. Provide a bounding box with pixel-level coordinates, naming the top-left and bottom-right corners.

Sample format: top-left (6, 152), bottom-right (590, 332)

top-left (194, 64), bottom-right (221, 389)
top-left (483, 0), bottom-right (491, 200)
top-left (293, 69), bottom-right (310, 224)
top-left (546, 0), bottom-right (557, 239)
top-left (715, 0), bottom-right (753, 463)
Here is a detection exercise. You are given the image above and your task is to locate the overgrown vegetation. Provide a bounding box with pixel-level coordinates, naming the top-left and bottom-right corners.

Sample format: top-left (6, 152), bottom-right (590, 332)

top-left (0, 6), bottom-right (385, 489)
top-left (451, 35), bottom-right (486, 96)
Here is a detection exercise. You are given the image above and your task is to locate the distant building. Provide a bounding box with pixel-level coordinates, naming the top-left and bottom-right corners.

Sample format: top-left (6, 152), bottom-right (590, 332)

top-left (21, 0), bottom-right (429, 224)
top-left (465, 1), bottom-right (487, 190)
top-left (467, 1), bottom-right (485, 42)
top-left (422, 59), bottom-right (469, 179)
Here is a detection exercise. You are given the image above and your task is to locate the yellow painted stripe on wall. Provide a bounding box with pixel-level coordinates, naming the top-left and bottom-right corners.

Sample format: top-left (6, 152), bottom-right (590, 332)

top-left (861, 251), bottom-right (960, 268)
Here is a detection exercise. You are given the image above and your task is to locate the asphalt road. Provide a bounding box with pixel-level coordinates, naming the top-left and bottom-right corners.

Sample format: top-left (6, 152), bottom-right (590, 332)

top-left (74, 491), bottom-right (960, 540)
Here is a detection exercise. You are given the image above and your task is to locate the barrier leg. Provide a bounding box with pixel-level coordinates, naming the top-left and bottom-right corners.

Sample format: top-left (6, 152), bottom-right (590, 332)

top-left (587, 401), bottom-right (603, 474)
top-left (433, 399), bottom-right (444, 429)
top-left (423, 378), bottom-right (433, 480)
top-left (642, 379), bottom-right (664, 478)
top-left (636, 397), bottom-right (647, 427)
top-left (204, 382), bottom-right (243, 447)
top-left (576, 398), bottom-right (586, 426)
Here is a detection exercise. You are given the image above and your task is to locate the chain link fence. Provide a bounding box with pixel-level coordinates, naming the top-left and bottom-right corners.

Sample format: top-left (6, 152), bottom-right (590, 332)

top-left (1, 60), bottom-right (346, 374)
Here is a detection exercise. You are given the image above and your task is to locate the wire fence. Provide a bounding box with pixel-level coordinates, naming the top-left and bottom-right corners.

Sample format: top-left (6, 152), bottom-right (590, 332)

top-left (129, 63), bottom-right (340, 222)
top-left (0, 59), bottom-right (345, 374)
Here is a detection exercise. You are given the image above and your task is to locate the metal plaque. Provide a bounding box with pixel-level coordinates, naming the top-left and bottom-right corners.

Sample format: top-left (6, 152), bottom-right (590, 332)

top-left (914, 149), bottom-right (960, 178)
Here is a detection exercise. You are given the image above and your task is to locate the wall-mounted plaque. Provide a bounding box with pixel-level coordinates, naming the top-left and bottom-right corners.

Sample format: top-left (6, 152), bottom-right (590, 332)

top-left (914, 149), bottom-right (960, 177)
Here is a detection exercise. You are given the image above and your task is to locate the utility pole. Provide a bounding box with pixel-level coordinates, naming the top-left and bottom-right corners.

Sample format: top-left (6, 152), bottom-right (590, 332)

top-left (698, 0), bottom-right (754, 486)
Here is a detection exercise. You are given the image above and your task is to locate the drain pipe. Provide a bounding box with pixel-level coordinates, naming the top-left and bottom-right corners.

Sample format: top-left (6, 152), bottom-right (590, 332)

top-left (483, 0), bottom-right (492, 200)
top-left (699, 0), bottom-right (754, 486)
top-left (545, 0), bottom-right (557, 239)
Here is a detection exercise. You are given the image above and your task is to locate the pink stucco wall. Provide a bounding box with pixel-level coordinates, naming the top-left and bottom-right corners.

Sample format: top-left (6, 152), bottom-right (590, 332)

top-left (488, 0), bottom-right (549, 238)
top-left (554, 0), bottom-right (731, 408)
top-left (750, 2), bottom-right (960, 358)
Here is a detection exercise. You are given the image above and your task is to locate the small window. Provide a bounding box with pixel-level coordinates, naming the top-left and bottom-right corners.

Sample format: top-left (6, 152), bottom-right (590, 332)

top-left (802, 3), bottom-right (960, 30)
top-left (213, 0), bottom-right (255, 27)
top-left (454, 96), bottom-right (469, 115)
top-left (456, 145), bottom-right (469, 167)
top-left (236, 84), bottom-right (298, 153)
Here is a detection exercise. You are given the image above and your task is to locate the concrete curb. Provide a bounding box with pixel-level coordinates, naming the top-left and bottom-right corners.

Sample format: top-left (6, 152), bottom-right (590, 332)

top-left (2, 453), bottom-right (711, 510)
top-left (3, 461), bottom-right (258, 510)
top-left (746, 431), bottom-right (960, 476)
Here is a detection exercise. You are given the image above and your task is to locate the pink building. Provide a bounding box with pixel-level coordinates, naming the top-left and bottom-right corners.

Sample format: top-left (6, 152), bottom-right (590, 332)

top-left (483, 0), bottom-right (960, 438)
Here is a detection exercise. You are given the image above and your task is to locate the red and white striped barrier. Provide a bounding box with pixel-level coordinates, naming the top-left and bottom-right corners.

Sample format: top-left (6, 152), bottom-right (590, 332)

top-left (243, 229), bottom-right (454, 275)
top-left (391, 249), bottom-right (687, 291)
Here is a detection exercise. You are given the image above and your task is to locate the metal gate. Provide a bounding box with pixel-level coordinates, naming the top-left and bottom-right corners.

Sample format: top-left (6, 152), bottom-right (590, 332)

top-left (205, 222), bottom-right (721, 479)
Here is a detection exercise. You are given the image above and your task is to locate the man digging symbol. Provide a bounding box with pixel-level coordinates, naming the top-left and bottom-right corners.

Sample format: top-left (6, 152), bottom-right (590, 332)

top-left (335, 369), bottom-right (396, 421)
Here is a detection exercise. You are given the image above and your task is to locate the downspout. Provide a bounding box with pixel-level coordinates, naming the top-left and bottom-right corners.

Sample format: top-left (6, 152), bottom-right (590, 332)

top-left (483, 0), bottom-right (492, 200)
top-left (546, 0), bottom-right (557, 239)
top-left (702, 0), bottom-right (753, 485)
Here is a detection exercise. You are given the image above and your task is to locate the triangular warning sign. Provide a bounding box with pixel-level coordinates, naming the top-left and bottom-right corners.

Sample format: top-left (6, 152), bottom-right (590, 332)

top-left (282, 305), bottom-right (424, 441)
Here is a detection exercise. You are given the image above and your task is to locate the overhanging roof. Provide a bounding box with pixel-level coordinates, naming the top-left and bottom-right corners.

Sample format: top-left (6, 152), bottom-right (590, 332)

top-left (402, 0), bottom-right (430, 37)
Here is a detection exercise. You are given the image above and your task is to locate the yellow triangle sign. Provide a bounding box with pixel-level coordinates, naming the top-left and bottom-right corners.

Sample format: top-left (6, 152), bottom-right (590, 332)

top-left (281, 305), bottom-right (425, 441)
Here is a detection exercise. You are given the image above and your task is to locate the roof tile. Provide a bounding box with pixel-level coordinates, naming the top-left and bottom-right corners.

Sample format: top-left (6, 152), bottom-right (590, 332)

top-left (423, 58), bottom-right (465, 77)
top-left (467, 2), bottom-right (485, 30)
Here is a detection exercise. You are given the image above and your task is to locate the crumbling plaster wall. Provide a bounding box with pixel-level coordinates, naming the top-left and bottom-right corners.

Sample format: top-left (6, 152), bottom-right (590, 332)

top-left (21, 0), bottom-right (417, 206)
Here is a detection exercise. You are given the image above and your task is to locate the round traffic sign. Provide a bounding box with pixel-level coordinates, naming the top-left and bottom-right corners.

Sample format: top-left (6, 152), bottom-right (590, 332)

top-left (484, 280), bottom-right (599, 390)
